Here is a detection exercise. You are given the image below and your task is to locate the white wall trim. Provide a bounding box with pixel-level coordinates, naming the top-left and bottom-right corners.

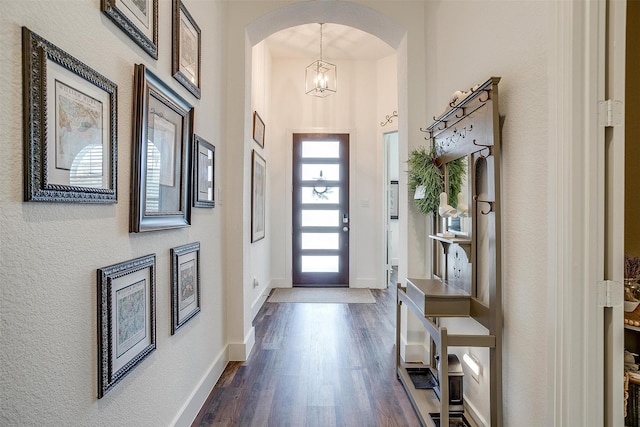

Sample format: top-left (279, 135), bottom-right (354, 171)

top-left (548, 0), bottom-right (609, 425)
top-left (251, 287), bottom-right (271, 321)
top-left (400, 334), bottom-right (428, 364)
top-left (170, 347), bottom-right (229, 427)
top-left (352, 278), bottom-right (382, 288)
top-left (228, 327), bottom-right (256, 362)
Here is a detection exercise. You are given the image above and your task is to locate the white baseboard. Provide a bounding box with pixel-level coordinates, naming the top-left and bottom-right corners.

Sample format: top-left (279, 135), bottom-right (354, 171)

top-left (251, 285), bottom-right (271, 320)
top-left (228, 327), bottom-right (255, 361)
top-left (170, 347), bottom-right (229, 427)
top-left (464, 396), bottom-right (488, 427)
top-left (269, 278), bottom-right (291, 287)
top-left (352, 278), bottom-right (384, 289)
top-left (400, 334), bottom-right (429, 363)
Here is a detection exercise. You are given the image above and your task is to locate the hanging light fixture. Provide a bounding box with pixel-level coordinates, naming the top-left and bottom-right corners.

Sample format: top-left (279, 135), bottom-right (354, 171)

top-left (305, 23), bottom-right (337, 97)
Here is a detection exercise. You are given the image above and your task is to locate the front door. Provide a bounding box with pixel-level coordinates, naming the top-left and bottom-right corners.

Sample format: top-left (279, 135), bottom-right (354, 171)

top-left (292, 133), bottom-right (349, 286)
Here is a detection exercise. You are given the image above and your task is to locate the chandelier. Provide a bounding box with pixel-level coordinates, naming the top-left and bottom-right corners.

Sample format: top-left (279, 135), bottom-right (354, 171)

top-left (305, 23), bottom-right (337, 97)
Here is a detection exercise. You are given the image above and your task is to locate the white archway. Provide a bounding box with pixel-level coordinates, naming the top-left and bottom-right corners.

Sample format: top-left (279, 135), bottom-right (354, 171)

top-left (225, 0), bottom-right (427, 366)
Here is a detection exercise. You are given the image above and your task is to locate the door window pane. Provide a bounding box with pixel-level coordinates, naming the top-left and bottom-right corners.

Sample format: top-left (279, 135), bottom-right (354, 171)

top-left (301, 256), bottom-right (339, 272)
top-left (302, 233), bottom-right (339, 250)
top-left (301, 164), bottom-right (340, 181)
top-left (301, 210), bottom-right (339, 227)
top-left (302, 140), bottom-right (339, 158)
top-left (302, 187), bottom-right (340, 204)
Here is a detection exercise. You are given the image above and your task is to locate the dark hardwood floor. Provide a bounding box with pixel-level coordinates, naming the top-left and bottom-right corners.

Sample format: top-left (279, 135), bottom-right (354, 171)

top-left (192, 275), bottom-right (420, 427)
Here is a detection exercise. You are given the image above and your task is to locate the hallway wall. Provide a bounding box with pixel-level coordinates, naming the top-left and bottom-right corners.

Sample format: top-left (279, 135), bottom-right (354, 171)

top-left (0, 1), bottom-right (228, 425)
top-left (424, 1), bottom-right (551, 424)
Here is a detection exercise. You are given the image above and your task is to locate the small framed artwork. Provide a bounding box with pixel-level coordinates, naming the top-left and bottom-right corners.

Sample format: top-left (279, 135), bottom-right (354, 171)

top-left (390, 180), bottom-right (399, 219)
top-left (130, 64), bottom-right (193, 232)
top-left (251, 150), bottom-right (266, 242)
top-left (22, 27), bottom-right (117, 203)
top-left (171, 242), bottom-right (201, 334)
top-left (172, 0), bottom-right (201, 99)
top-left (101, 0), bottom-right (158, 59)
top-left (253, 111), bottom-right (265, 148)
top-left (97, 254), bottom-right (156, 398)
top-left (192, 135), bottom-right (215, 208)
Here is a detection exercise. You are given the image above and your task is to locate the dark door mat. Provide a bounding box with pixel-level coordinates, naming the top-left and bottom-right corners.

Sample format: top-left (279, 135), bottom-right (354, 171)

top-left (406, 367), bottom-right (437, 389)
top-left (429, 412), bottom-right (471, 427)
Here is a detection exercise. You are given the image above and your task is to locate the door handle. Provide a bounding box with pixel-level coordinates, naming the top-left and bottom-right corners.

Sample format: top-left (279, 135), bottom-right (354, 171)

top-left (343, 226), bottom-right (349, 232)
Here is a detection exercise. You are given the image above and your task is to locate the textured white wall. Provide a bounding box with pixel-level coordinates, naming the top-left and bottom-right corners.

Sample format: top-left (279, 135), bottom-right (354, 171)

top-left (0, 0), bottom-right (228, 425)
top-left (425, 0), bottom-right (551, 424)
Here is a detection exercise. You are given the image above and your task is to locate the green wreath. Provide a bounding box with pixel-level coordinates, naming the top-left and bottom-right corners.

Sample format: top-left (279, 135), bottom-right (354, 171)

top-left (407, 145), bottom-right (466, 215)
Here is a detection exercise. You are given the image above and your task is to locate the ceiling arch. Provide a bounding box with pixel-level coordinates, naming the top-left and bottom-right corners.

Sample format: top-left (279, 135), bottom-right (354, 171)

top-left (246, 1), bottom-right (406, 50)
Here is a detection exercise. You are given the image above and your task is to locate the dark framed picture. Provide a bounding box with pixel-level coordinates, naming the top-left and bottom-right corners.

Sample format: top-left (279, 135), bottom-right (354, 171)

top-left (101, 0), bottom-right (158, 59)
top-left (22, 27), bottom-right (117, 203)
top-left (130, 64), bottom-right (193, 232)
top-left (251, 150), bottom-right (266, 242)
top-left (172, 0), bottom-right (201, 99)
top-left (253, 111), bottom-right (265, 148)
top-left (192, 135), bottom-right (214, 208)
top-left (97, 254), bottom-right (156, 398)
top-left (390, 180), bottom-right (399, 219)
top-left (171, 242), bottom-right (201, 334)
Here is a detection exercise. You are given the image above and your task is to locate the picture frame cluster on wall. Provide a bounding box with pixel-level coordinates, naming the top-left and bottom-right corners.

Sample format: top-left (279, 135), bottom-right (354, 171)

top-left (97, 242), bottom-right (201, 398)
top-left (21, 0), bottom-right (213, 401)
top-left (251, 110), bottom-right (266, 242)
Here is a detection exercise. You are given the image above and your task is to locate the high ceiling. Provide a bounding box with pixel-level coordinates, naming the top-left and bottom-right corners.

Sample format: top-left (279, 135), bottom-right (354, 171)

top-left (266, 23), bottom-right (396, 61)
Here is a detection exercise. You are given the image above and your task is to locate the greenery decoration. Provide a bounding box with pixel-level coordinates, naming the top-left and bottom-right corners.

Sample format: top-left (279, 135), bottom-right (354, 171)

top-left (407, 145), bottom-right (467, 215)
top-left (447, 156), bottom-right (467, 208)
top-left (407, 145), bottom-right (443, 215)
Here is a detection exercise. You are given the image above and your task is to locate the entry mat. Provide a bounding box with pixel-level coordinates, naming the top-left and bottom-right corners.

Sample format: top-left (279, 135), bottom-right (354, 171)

top-left (267, 288), bottom-right (376, 304)
top-left (406, 366), bottom-right (438, 389)
top-left (429, 413), bottom-right (472, 427)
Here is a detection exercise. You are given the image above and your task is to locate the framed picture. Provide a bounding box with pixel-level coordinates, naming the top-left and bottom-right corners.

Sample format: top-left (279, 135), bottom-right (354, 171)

top-left (172, 0), bottom-right (201, 99)
top-left (22, 27), bottom-right (117, 203)
top-left (171, 242), bottom-right (201, 334)
top-left (251, 150), bottom-right (266, 242)
top-left (101, 0), bottom-right (158, 59)
top-left (192, 135), bottom-right (214, 208)
top-left (97, 254), bottom-right (156, 398)
top-left (253, 111), bottom-right (265, 148)
top-left (390, 180), bottom-right (399, 219)
top-left (130, 64), bottom-right (193, 232)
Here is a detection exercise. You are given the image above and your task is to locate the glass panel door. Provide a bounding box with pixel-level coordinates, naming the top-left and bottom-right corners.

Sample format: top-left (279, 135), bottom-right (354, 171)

top-left (292, 133), bottom-right (349, 286)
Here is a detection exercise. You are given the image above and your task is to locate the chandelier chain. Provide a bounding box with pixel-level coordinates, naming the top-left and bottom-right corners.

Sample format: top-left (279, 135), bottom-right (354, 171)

top-left (319, 23), bottom-right (323, 62)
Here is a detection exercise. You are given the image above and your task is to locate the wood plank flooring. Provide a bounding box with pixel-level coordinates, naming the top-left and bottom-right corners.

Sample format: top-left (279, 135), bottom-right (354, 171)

top-left (192, 280), bottom-right (420, 427)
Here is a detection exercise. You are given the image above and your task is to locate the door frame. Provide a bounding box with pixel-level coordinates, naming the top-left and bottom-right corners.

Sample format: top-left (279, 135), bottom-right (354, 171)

top-left (291, 132), bottom-right (350, 286)
top-left (285, 129), bottom-right (354, 287)
top-left (382, 129), bottom-right (399, 288)
top-left (549, 0), bottom-right (625, 425)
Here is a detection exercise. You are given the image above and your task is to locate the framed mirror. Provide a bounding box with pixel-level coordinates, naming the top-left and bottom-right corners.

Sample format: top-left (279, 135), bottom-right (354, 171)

top-left (130, 64), bottom-right (193, 232)
top-left (446, 155), bottom-right (471, 236)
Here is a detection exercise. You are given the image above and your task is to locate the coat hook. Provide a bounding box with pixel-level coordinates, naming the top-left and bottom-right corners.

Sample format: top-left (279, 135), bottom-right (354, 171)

top-left (473, 196), bottom-right (494, 215)
top-left (472, 140), bottom-right (493, 158)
